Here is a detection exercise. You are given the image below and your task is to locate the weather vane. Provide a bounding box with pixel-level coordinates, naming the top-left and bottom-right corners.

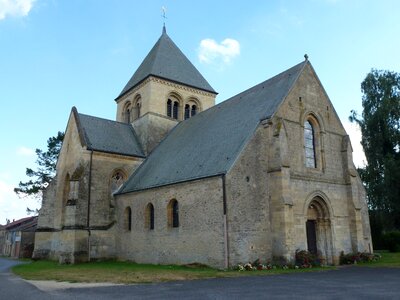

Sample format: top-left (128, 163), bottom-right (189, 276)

top-left (161, 6), bottom-right (167, 27)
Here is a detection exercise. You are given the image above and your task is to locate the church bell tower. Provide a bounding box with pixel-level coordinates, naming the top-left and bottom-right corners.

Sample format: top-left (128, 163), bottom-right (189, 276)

top-left (115, 26), bottom-right (217, 155)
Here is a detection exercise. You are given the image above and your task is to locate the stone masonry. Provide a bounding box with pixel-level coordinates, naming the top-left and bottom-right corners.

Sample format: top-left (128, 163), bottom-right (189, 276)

top-left (33, 28), bottom-right (372, 268)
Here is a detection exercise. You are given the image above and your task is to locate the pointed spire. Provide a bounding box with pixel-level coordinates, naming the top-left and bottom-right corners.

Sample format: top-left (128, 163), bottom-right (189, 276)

top-left (162, 24), bottom-right (166, 35)
top-left (116, 26), bottom-right (216, 99)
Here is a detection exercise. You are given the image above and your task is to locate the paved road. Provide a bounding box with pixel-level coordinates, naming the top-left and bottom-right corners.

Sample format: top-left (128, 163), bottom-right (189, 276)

top-left (1, 257), bottom-right (400, 299)
top-left (0, 258), bottom-right (55, 300)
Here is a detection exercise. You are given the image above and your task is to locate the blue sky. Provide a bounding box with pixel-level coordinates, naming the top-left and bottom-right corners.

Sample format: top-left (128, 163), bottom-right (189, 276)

top-left (0, 0), bottom-right (399, 223)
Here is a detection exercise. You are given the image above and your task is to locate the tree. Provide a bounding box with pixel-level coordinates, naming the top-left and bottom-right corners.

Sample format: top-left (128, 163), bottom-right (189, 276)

top-left (14, 131), bottom-right (65, 199)
top-left (350, 69), bottom-right (400, 231)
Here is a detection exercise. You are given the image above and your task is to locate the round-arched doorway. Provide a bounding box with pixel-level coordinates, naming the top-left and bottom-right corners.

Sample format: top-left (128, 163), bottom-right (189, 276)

top-left (306, 196), bottom-right (333, 264)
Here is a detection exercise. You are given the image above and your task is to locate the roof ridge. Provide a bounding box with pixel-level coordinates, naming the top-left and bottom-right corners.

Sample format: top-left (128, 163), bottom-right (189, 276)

top-left (77, 112), bottom-right (145, 157)
top-left (199, 60), bottom-right (307, 113)
top-left (146, 34), bottom-right (163, 77)
top-left (118, 60), bottom-right (307, 193)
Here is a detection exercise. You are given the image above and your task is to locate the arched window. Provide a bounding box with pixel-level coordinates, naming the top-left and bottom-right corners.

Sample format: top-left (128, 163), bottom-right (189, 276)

top-left (123, 102), bottom-right (132, 123)
top-left (133, 96), bottom-right (141, 120)
top-left (184, 99), bottom-right (200, 120)
top-left (191, 105), bottom-right (197, 117)
top-left (184, 104), bottom-right (190, 120)
top-left (167, 199), bottom-right (179, 228)
top-left (167, 99), bottom-right (172, 117)
top-left (136, 101), bottom-right (141, 119)
top-left (304, 120), bottom-right (316, 168)
top-left (173, 101), bottom-right (179, 119)
top-left (145, 203), bottom-right (155, 230)
top-left (124, 207), bottom-right (132, 231)
top-left (110, 171), bottom-right (125, 195)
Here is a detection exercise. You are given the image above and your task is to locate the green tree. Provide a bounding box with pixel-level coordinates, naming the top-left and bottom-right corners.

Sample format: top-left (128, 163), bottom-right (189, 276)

top-left (14, 131), bottom-right (65, 199)
top-left (350, 69), bottom-right (400, 231)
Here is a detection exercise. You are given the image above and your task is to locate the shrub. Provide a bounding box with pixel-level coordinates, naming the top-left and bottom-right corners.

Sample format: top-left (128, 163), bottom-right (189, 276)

top-left (295, 250), bottom-right (320, 267)
top-left (382, 231), bottom-right (400, 252)
top-left (339, 251), bottom-right (381, 265)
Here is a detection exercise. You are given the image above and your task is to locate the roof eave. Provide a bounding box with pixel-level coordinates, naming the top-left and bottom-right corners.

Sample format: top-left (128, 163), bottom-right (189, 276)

top-left (116, 173), bottom-right (225, 195)
top-left (85, 147), bottom-right (146, 159)
top-left (115, 75), bottom-right (218, 102)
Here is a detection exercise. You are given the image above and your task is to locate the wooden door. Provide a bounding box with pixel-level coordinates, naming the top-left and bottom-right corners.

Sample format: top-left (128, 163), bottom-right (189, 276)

top-left (306, 220), bottom-right (317, 255)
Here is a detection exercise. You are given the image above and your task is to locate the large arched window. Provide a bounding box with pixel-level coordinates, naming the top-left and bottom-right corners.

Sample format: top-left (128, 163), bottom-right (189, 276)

top-left (304, 120), bottom-right (316, 168)
top-left (145, 203), bottom-right (155, 230)
top-left (124, 207), bottom-right (132, 231)
top-left (167, 199), bottom-right (179, 228)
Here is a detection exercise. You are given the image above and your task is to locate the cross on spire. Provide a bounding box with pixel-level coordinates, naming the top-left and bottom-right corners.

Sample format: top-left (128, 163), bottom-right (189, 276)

top-left (161, 6), bottom-right (167, 33)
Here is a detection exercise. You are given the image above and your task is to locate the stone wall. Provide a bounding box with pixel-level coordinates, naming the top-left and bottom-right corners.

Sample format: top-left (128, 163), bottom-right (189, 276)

top-left (132, 112), bottom-right (178, 154)
top-left (33, 111), bottom-right (143, 262)
top-left (218, 63), bottom-right (372, 266)
top-left (116, 77), bottom-right (216, 155)
top-left (116, 76), bottom-right (216, 123)
top-left (115, 176), bottom-right (226, 268)
top-left (225, 126), bottom-right (271, 266)
top-left (270, 62), bottom-right (372, 263)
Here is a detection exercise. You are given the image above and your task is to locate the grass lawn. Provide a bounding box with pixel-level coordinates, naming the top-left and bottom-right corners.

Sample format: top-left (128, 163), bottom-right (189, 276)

top-left (357, 251), bottom-right (400, 268)
top-left (12, 252), bottom-right (400, 284)
top-left (12, 260), bottom-right (333, 284)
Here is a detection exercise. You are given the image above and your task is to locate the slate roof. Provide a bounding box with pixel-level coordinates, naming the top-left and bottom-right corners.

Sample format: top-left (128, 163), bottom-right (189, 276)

top-left (74, 108), bottom-right (145, 158)
top-left (118, 61), bottom-right (307, 194)
top-left (5, 216), bottom-right (37, 232)
top-left (116, 27), bottom-right (216, 99)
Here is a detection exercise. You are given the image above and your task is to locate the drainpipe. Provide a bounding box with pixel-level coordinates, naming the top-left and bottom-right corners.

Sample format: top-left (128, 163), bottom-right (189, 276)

top-left (87, 150), bottom-right (93, 262)
top-left (222, 174), bottom-right (229, 269)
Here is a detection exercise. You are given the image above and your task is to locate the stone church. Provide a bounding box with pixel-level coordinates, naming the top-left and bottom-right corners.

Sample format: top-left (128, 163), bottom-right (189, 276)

top-left (33, 27), bottom-right (372, 268)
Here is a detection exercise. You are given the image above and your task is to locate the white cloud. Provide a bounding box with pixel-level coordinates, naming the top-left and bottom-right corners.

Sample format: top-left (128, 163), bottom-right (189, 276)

top-left (0, 179), bottom-right (40, 224)
top-left (0, 0), bottom-right (35, 20)
top-left (342, 120), bottom-right (367, 168)
top-left (17, 146), bottom-right (35, 156)
top-left (198, 38), bottom-right (240, 65)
